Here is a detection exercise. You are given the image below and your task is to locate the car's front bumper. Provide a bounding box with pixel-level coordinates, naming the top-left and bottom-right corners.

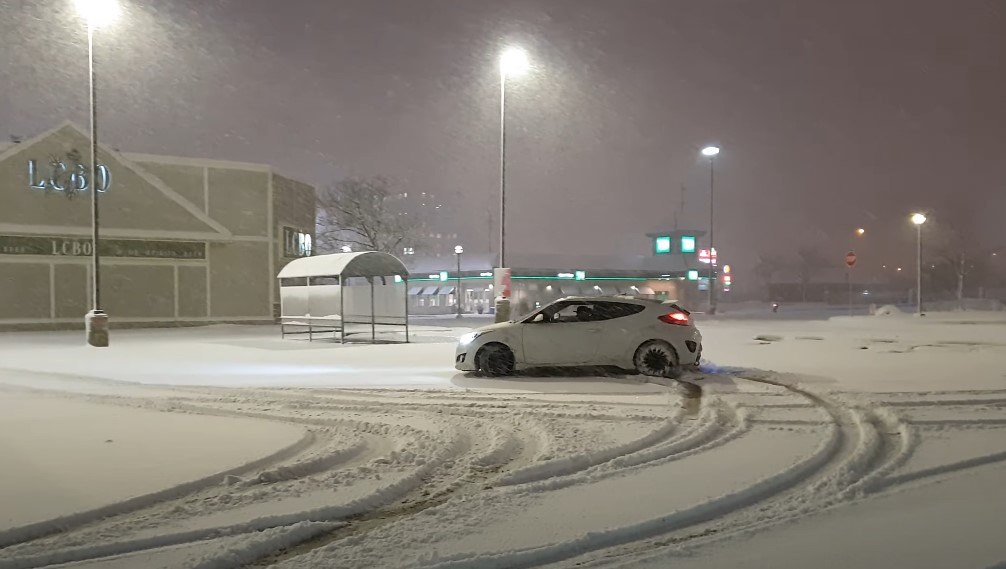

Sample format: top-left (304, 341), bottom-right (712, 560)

top-left (454, 344), bottom-right (478, 371)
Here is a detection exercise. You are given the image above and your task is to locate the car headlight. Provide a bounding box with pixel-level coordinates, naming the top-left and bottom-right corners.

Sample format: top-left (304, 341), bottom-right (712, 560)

top-left (459, 331), bottom-right (483, 346)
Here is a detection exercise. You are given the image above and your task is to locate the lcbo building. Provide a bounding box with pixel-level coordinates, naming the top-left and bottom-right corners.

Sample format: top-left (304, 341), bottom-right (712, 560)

top-left (0, 123), bottom-right (316, 329)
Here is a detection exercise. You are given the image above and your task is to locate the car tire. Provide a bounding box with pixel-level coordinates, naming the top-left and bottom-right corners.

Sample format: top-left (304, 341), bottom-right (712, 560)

top-left (633, 340), bottom-right (681, 378)
top-left (477, 343), bottom-right (516, 377)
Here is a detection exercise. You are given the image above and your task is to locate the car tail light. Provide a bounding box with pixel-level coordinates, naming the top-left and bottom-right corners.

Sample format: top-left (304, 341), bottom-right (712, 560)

top-left (659, 312), bottom-right (690, 326)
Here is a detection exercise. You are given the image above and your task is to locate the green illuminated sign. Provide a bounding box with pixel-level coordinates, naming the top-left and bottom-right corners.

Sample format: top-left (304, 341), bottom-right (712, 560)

top-left (575, 270), bottom-right (586, 281)
top-left (654, 236), bottom-right (671, 254)
top-left (681, 236), bottom-right (696, 253)
top-left (439, 271), bottom-right (449, 281)
top-left (687, 270), bottom-right (699, 281)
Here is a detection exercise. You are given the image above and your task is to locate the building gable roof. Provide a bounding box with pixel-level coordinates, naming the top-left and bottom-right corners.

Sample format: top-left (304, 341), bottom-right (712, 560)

top-left (0, 122), bottom-right (233, 240)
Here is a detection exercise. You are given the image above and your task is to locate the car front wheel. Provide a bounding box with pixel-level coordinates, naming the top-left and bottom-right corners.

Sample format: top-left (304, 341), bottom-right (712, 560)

top-left (634, 340), bottom-right (680, 378)
top-left (477, 343), bottom-right (516, 377)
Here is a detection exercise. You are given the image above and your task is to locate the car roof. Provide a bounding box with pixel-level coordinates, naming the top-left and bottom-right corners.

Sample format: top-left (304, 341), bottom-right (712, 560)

top-left (556, 295), bottom-right (677, 305)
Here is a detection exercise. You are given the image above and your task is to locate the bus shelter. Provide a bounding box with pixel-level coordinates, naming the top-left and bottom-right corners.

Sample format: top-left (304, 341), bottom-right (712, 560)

top-left (277, 252), bottom-right (409, 343)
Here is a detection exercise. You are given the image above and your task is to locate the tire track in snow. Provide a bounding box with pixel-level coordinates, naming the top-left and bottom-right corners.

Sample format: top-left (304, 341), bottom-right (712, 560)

top-left (239, 385), bottom-right (695, 567)
top-left (0, 422), bottom-right (318, 550)
top-left (0, 387), bottom-right (571, 568)
top-left (537, 374), bottom-right (919, 569)
top-left (254, 389), bottom-right (757, 569)
top-left (0, 392), bottom-right (442, 563)
top-left (416, 373), bottom-right (910, 569)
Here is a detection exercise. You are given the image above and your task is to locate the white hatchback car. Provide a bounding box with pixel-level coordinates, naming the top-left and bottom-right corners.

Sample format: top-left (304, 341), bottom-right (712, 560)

top-left (455, 296), bottom-right (702, 377)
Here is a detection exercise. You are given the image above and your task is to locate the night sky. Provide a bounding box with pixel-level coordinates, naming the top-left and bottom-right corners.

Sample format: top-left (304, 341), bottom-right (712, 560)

top-left (2, 0), bottom-right (1003, 276)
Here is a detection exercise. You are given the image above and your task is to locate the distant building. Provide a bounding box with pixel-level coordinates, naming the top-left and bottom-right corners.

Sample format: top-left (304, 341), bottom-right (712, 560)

top-left (0, 123), bottom-right (315, 329)
top-left (403, 229), bottom-right (726, 316)
top-left (389, 190), bottom-right (465, 259)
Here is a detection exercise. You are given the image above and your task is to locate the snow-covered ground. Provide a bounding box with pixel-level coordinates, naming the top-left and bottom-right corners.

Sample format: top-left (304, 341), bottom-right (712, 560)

top-left (1, 311), bottom-right (1005, 568)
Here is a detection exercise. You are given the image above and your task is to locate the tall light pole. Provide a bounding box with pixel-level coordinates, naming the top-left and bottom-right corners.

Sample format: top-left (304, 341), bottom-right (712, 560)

top-left (911, 213), bottom-right (927, 314)
top-left (701, 146), bottom-right (720, 314)
top-left (498, 47), bottom-right (529, 269)
top-left (850, 228), bottom-right (866, 316)
top-left (454, 245), bottom-right (464, 318)
top-left (75, 0), bottom-right (119, 347)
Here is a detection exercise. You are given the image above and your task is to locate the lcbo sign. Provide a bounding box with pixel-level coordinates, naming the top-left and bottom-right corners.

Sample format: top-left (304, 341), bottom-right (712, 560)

top-left (52, 239), bottom-right (95, 256)
top-left (27, 159), bottom-right (112, 193)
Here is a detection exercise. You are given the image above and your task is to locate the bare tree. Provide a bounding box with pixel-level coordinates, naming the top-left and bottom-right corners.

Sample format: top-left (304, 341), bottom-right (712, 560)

top-left (753, 254), bottom-right (785, 299)
top-left (929, 212), bottom-right (987, 309)
top-left (795, 247), bottom-right (829, 302)
top-left (316, 177), bottom-right (425, 255)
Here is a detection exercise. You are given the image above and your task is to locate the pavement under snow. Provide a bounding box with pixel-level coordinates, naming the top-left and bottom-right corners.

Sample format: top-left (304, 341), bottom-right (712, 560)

top-left (1, 309), bottom-right (1005, 569)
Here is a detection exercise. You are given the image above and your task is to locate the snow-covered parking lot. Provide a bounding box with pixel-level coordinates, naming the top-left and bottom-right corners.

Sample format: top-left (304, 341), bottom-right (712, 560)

top-left (2, 312), bottom-right (1006, 569)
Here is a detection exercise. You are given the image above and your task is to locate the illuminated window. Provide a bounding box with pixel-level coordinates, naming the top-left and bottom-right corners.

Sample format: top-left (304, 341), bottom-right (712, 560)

top-left (681, 236), bottom-right (696, 253)
top-left (687, 270), bottom-right (699, 281)
top-left (655, 236), bottom-right (671, 254)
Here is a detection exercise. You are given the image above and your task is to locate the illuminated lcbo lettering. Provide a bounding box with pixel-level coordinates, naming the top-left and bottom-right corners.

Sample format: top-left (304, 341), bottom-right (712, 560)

top-left (27, 159), bottom-right (112, 193)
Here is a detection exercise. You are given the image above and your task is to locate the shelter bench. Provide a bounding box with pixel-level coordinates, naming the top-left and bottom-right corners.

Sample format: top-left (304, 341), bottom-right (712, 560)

top-left (279, 316), bottom-right (343, 341)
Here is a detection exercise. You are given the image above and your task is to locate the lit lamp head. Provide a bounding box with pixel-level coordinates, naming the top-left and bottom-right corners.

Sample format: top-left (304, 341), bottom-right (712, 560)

top-left (701, 146), bottom-right (720, 157)
top-left (75, 0), bottom-right (120, 27)
top-left (454, 245), bottom-right (464, 255)
top-left (911, 213), bottom-right (927, 226)
top-left (499, 47), bottom-right (530, 77)
top-left (856, 228), bottom-right (866, 236)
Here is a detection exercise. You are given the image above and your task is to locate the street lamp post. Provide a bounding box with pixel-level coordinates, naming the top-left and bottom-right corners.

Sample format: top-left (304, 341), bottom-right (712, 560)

top-left (911, 213), bottom-right (927, 314)
top-left (75, 0), bottom-right (119, 347)
top-left (454, 245), bottom-right (464, 318)
top-left (850, 228), bottom-right (866, 316)
top-left (701, 146), bottom-right (720, 314)
top-left (497, 47), bottom-right (529, 269)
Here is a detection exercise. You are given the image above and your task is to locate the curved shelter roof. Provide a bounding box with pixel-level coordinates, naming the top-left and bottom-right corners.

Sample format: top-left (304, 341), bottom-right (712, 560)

top-left (277, 252), bottom-right (408, 279)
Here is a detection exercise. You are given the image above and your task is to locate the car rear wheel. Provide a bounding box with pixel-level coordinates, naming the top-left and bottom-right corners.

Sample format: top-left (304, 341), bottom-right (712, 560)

top-left (634, 340), bottom-right (681, 378)
top-left (477, 343), bottom-right (515, 377)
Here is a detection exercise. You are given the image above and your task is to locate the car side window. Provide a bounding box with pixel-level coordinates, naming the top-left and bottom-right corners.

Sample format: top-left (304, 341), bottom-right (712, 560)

top-left (529, 301), bottom-right (570, 323)
top-left (549, 302), bottom-right (594, 323)
top-left (591, 301), bottom-right (645, 321)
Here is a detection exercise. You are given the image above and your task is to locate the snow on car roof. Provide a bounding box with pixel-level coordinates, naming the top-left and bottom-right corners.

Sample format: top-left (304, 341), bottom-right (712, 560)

top-left (558, 295), bottom-right (670, 304)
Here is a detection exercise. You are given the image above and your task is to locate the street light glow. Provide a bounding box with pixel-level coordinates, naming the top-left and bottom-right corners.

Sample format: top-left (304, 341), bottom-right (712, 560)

top-left (911, 213), bottom-right (927, 225)
top-left (74, 0), bottom-right (120, 27)
top-left (499, 47), bottom-right (529, 77)
top-left (454, 245), bottom-right (464, 255)
top-left (701, 146), bottom-right (721, 157)
top-left (856, 228), bottom-right (866, 236)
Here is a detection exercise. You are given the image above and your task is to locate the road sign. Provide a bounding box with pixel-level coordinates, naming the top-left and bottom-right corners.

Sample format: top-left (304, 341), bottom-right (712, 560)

top-left (845, 251), bottom-right (857, 268)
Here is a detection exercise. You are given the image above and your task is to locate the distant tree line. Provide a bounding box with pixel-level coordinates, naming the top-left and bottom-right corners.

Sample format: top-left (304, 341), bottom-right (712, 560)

top-left (754, 209), bottom-right (1003, 305)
